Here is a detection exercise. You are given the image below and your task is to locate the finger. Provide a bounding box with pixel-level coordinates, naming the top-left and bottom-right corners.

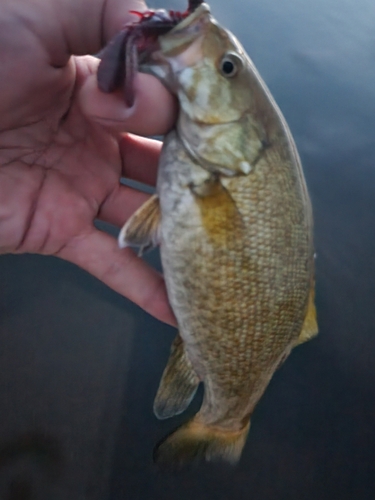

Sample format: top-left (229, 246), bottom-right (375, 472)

top-left (49, 1), bottom-right (147, 58)
top-left (78, 58), bottom-right (177, 136)
top-left (58, 228), bottom-right (176, 326)
top-left (120, 134), bottom-right (162, 185)
top-left (98, 183), bottom-right (151, 227)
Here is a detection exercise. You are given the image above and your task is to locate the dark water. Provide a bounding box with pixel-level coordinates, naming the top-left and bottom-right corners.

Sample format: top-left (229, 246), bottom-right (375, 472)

top-left (1, 0), bottom-right (375, 498)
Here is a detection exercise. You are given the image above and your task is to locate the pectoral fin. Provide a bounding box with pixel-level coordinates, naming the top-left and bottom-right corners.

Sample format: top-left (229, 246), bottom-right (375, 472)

top-left (118, 194), bottom-right (160, 255)
top-left (154, 335), bottom-right (200, 420)
top-left (296, 285), bottom-right (318, 346)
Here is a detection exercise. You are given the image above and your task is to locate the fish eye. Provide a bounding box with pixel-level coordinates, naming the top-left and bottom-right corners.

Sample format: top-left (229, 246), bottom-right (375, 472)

top-left (219, 53), bottom-right (242, 78)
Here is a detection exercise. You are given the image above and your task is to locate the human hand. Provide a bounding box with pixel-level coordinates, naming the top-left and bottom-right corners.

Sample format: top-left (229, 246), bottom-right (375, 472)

top-left (0, 0), bottom-right (177, 325)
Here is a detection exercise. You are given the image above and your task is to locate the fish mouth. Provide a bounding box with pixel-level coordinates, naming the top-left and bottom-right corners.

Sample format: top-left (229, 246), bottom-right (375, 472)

top-left (139, 3), bottom-right (212, 89)
top-left (159, 3), bottom-right (211, 56)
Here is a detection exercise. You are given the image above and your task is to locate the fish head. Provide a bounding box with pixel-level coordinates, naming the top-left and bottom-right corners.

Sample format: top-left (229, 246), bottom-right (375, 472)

top-left (140, 4), bottom-right (272, 176)
top-left (141, 3), bottom-right (253, 125)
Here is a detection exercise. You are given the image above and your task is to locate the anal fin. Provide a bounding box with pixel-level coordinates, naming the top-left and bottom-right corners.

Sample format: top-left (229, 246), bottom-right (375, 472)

top-left (154, 334), bottom-right (200, 420)
top-left (118, 194), bottom-right (160, 256)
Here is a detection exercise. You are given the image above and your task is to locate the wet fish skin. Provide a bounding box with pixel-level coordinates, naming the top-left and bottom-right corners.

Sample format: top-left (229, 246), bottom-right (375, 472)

top-left (118, 3), bottom-right (317, 466)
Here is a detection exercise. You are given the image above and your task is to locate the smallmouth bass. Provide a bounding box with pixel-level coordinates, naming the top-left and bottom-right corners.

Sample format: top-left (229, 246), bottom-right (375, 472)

top-left (114, 2), bottom-right (318, 466)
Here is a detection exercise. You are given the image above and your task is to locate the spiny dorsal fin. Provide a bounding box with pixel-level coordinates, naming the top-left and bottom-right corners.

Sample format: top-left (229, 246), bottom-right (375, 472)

top-left (154, 334), bottom-right (200, 420)
top-left (118, 194), bottom-right (160, 256)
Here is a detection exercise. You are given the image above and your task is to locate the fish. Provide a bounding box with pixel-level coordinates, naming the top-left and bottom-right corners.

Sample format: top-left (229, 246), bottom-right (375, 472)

top-left (116, 2), bottom-right (318, 467)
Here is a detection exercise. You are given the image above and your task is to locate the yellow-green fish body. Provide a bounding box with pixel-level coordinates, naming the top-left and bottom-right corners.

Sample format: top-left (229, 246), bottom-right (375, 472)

top-left (119, 3), bottom-right (317, 466)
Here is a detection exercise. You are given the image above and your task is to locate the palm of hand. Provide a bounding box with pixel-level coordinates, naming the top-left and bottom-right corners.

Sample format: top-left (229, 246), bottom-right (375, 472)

top-left (0, 32), bottom-right (176, 324)
top-left (1, 81), bottom-right (119, 256)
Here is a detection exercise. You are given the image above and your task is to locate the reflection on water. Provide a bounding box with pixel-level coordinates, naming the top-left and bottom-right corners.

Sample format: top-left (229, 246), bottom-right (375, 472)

top-left (0, 433), bottom-right (62, 500)
top-left (0, 0), bottom-right (375, 499)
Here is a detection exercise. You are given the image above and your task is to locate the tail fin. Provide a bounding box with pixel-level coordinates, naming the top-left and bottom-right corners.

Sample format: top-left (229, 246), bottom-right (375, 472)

top-left (153, 418), bottom-right (250, 468)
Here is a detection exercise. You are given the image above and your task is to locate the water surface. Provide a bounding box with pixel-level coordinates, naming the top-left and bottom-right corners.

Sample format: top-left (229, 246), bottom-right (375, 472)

top-left (1, 1), bottom-right (375, 499)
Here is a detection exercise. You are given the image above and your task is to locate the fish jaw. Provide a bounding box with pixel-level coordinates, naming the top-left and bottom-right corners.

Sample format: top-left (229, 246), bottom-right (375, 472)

top-left (137, 4), bottom-right (210, 90)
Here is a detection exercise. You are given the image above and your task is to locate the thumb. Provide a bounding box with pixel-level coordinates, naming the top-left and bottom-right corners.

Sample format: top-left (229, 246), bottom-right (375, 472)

top-left (76, 55), bottom-right (177, 136)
